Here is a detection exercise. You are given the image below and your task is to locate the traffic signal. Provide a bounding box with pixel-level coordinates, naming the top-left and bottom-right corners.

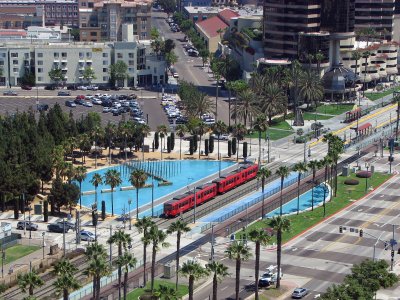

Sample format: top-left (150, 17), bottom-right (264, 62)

top-left (339, 226), bottom-right (343, 233)
top-left (391, 250), bottom-right (395, 257)
top-left (385, 242), bottom-right (389, 250)
top-left (397, 248), bottom-right (400, 255)
top-left (359, 229), bottom-right (363, 237)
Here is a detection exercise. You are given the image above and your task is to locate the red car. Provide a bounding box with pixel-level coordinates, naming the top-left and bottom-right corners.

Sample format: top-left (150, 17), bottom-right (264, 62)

top-left (21, 85), bottom-right (32, 90)
top-left (76, 95), bottom-right (85, 100)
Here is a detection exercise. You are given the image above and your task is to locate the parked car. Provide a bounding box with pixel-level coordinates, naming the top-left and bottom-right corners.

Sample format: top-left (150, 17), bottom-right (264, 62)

top-left (37, 104), bottom-right (49, 111)
top-left (44, 85), bottom-right (56, 90)
top-left (291, 288), bottom-right (308, 299)
top-left (129, 86), bottom-right (139, 91)
top-left (258, 278), bottom-right (271, 288)
top-left (76, 95), bottom-right (85, 100)
top-left (48, 223), bottom-right (70, 233)
top-left (92, 98), bottom-right (102, 105)
top-left (111, 86), bottom-right (121, 91)
top-left (55, 219), bottom-right (75, 231)
top-left (3, 90), bottom-right (18, 96)
top-left (103, 107), bottom-right (111, 113)
top-left (74, 98), bottom-right (85, 105)
top-left (98, 85), bottom-right (110, 91)
top-left (102, 100), bottom-right (113, 107)
top-left (67, 85), bottom-right (77, 90)
top-left (87, 85), bottom-right (98, 91)
top-left (65, 100), bottom-right (77, 107)
top-left (17, 221), bottom-right (38, 231)
top-left (80, 230), bottom-right (95, 241)
top-left (21, 85), bottom-right (32, 90)
top-left (57, 91), bottom-right (71, 96)
top-left (83, 101), bottom-right (93, 107)
top-left (77, 85), bottom-right (88, 90)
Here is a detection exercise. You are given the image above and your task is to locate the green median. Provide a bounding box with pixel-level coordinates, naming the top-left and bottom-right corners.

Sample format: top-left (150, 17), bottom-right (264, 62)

top-left (3, 244), bottom-right (40, 265)
top-left (127, 280), bottom-right (188, 300)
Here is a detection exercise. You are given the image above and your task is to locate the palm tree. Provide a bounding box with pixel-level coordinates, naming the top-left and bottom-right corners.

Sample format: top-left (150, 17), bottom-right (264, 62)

top-left (138, 124), bottom-right (151, 161)
top-left (148, 225), bottom-right (170, 293)
top-left (135, 216), bottom-right (155, 286)
top-left (213, 120), bottom-right (227, 158)
top-left (17, 269), bottom-right (44, 296)
top-left (315, 51), bottom-right (325, 75)
top-left (108, 230), bottom-right (132, 300)
top-left (308, 160), bottom-right (320, 211)
top-left (206, 261), bottom-right (229, 300)
top-left (104, 169), bottom-right (122, 216)
top-left (86, 241), bottom-right (108, 260)
top-left (225, 241), bottom-right (251, 300)
top-left (84, 257), bottom-right (111, 300)
top-left (129, 168), bottom-right (148, 219)
top-left (321, 155), bottom-right (333, 217)
top-left (73, 166), bottom-right (87, 209)
top-left (119, 121), bottom-right (133, 161)
top-left (257, 167), bottom-right (272, 218)
top-left (157, 125), bottom-right (168, 160)
top-left (253, 114), bottom-right (268, 167)
top-left (54, 274), bottom-right (81, 300)
top-left (116, 252), bottom-right (137, 300)
top-left (299, 69), bottom-right (324, 108)
top-left (351, 51), bottom-right (362, 101)
top-left (232, 89), bottom-right (259, 126)
top-left (196, 122), bottom-right (209, 159)
top-left (293, 162), bottom-right (308, 214)
top-left (155, 284), bottom-right (179, 300)
top-left (260, 83), bottom-right (288, 124)
top-left (105, 122), bottom-right (117, 165)
top-left (249, 229), bottom-right (272, 300)
top-left (90, 173), bottom-right (103, 208)
top-left (90, 126), bottom-right (104, 169)
top-left (175, 124), bottom-right (187, 160)
top-left (362, 50), bottom-right (371, 97)
top-left (233, 123), bottom-right (247, 162)
top-left (78, 133), bottom-right (91, 164)
top-left (180, 260), bottom-right (208, 300)
top-left (276, 166), bottom-right (290, 216)
top-left (269, 216), bottom-right (291, 289)
top-left (167, 220), bottom-right (191, 290)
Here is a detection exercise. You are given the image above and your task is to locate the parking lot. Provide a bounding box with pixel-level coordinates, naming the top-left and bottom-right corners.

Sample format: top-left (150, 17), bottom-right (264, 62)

top-left (0, 89), bottom-right (170, 130)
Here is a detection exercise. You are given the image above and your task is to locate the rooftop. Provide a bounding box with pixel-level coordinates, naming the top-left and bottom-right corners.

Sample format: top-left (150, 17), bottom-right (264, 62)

top-left (184, 5), bottom-right (262, 16)
top-left (0, 0), bottom-right (76, 4)
top-left (196, 15), bottom-right (228, 38)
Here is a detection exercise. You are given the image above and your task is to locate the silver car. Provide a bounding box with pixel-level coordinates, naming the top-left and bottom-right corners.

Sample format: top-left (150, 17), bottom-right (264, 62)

top-left (292, 288), bottom-right (308, 299)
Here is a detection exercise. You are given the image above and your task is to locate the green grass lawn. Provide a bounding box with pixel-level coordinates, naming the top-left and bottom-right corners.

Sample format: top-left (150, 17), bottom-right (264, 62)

top-left (365, 87), bottom-right (400, 101)
top-left (302, 112), bottom-right (333, 121)
top-left (246, 121), bottom-right (294, 141)
top-left (127, 280), bottom-right (188, 300)
top-left (270, 120), bottom-right (293, 131)
top-left (239, 172), bottom-right (391, 244)
top-left (4, 244), bottom-right (40, 265)
top-left (315, 104), bottom-right (355, 115)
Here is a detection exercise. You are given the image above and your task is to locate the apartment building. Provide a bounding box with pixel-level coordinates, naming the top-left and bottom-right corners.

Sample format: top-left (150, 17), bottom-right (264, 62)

top-left (0, 40), bottom-right (165, 87)
top-left (0, 0), bottom-right (79, 27)
top-left (78, 0), bottom-right (152, 42)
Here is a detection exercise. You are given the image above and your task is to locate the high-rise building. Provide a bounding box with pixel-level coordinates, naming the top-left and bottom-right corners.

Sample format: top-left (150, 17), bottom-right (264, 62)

top-left (354, 0), bottom-right (395, 40)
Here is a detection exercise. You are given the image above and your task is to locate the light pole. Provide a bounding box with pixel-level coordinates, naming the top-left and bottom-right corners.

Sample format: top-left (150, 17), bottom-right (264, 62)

top-left (41, 232), bottom-right (45, 260)
top-left (365, 162), bottom-right (370, 192)
top-left (1, 248), bottom-right (4, 278)
top-left (393, 91), bottom-right (400, 140)
top-left (62, 218), bottom-right (66, 258)
top-left (28, 205), bottom-right (32, 240)
top-left (151, 175), bottom-right (154, 217)
top-left (128, 199), bottom-right (132, 230)
top-left (193, 186), bottom-right (197, 224)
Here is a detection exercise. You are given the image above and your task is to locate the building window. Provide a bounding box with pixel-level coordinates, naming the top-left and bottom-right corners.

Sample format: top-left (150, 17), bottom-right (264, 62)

top-left (11, 53), bottom-right (18, 58)
top-left (0, 61), bottom-right (3, 66)
top-left (79, 52), bottom-right (84, 59)
top-left (37, 60), bottom-right (43, 65)
top-left (103, 68), bottom-right (108, 72)
top-left (128, 67), bottom-right (134, 72)
top-left (37, 68), bottom-right (43, 73)
top-left (129, 60), bottom-right (135, 66)
top-left (128, 53), bottom-right (134, 59)
top-left (117, 53), bottom-right (123, 59)
top-left (0, 53), bottom-right (5, 58)
top-left (13, 68), bottom-right (18, 73)
top-left (54, 53), bottom-right (59, 58)
top-left (61, 52), bottom-right (67, 58)
top-left (90, 32), bottom-right (97, 36)
top-left (103, 53), bottom-right (108, 58)
top-left (13, 60), bottom-right (18, 65)
top-left (103, 76), bottom-right (108, 81)
top-left (86, 52), bottom-right (92, 58)
top-left (37, 76), bottom-right (43, 82)
top-left (24, 53), bottom-right (29, 59)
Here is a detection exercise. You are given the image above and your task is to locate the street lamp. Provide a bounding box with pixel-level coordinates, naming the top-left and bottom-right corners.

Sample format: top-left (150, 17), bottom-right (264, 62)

top-left (1, 249), bottom-right (5, 278)
top-left (393, 91), bottom-right (400, 140)
top-left (128, 199), bottom-right (132, 230)
top-left (28, 205), bottom-right (32, 240)
top-left (41, 232), bottom-right (45, 259)
top-left (365, 162), bottom-right (370, 192)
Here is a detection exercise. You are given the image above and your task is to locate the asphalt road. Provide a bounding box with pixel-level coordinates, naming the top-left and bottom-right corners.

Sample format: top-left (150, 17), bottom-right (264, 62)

top-left (0, 88), bottom-right (169, 130)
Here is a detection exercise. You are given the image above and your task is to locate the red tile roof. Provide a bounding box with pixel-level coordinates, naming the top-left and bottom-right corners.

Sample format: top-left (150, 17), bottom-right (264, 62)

top-left (196, 9), bottom-right (239, 39)
top-left (196, 16), bottom-right (228, 38)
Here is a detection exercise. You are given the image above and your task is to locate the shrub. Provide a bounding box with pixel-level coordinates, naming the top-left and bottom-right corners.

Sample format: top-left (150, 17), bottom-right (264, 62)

top-left (356, 171), bottom-right (372, 178)
top-left (344, 179), bottom-right (359, 185)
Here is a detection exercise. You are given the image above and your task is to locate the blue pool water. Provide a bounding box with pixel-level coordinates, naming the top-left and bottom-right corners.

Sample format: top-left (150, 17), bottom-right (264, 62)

top-left (266, 184), bottom-right (329, 217)
top-left (80, 160), bottom-right (235, 215)
top-left (199, 171), bottom-right (299, 223)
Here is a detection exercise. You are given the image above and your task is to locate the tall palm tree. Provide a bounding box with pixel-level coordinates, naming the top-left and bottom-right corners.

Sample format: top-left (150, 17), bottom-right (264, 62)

top-left (269, 216), bottom-right (291, 289)
top-left (293, 162), bottom-right (308, 214)
top-left (233, 123), bottom-right (247, 162)
top-left (315, 51), bottom-right (325, 75)
top-left (17, 269), bottom-right (44, 296)
top-left (362, 50), bottom-right (371, 97)
top-left (257, 167), bottom-right (271, 218)
top-left (308, 160), bottom-right (320, 211)
top-left (129, 168), bottom-right (148, 219)
top-left (116, 252), bottom-right (137, 300)
top-left (73, 166), bottom-right (87, 209)
top-left (249, 229), bottom-right (272, 300)
top-left (119, 121), bottom-right (133, 161)
top-left (180, 260), bottom-right (208, 300)
top-left (299, 69), bottom-right (324, 108)
top-left (148, 225), bottom-right (170, 293)
top-left (196, 122), bottom-right (209, 159)
top-left (90, 173), bottom-right (103, 208)
top-left (135, 216), bottom-right (155, 286)
top-left (155, 284), bottom-right (179, 300)
top-left (167, 220), bottom-right (191, 290)
top-left (157, 125), bottom-right (168, 160)
top-left (253, 114), bottom-right (268, 167)
top-left (231, 89), bottom-right (259, 126)
top-left (138, 124), bottom-right (151, 161)
top-left (206, 261), bottom-right (229, 300)
top-left (175, 124), bottom-right (187, 160)
top-left (212, 120), bottom-right (227, 165)
top-left (225, 241), bottom-right (251, 300)
top-left (105, 122), bottom-right (117, 165)
top-left (351, 51), bottom-right (362, 101)
top-left (86, 241), bottom-right (108, 260)
top-left (104, 169), bottom-right (122, 216)
top-left (90, 125), bottom-right (104, 169)
top-left (78, 133), bottom-right (91, 164)
top-left (260, 83), bottom-right (288, 124)
top-left (84, 257), bottom-right (111, 300)
top-left (321, 155), bottom-right (333, 217)
top-left (276, 166), bottom-right (290, 216)
top-left (54, 274), bottom-right (81, 300)
top-left (108, 230), bottom-right (132, 300)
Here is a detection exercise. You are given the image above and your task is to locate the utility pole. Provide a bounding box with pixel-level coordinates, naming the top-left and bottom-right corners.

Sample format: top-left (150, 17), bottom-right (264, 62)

top-left (210, 224), bottom-right (215, 262)
top-left (193, 186), bottom-right (197, 224)
top-left (76, 210), bottom-right (81, 244)
top-left (109, 225), bottom-right (112, 266)
top-left (63, 218), bottom-right (66, 258)
top-left (391, 224), bottom-right (395, 271)
top-left (394, 91), bottom-right (400, 140)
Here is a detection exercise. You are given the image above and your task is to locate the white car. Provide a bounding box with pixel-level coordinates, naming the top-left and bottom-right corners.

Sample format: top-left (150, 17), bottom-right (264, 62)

top-left (173, 72), bottom-right (179, 78)
top-left (212, 134), bottom-right (229, 141)
top-left (88, 85), bottom-right (98, 91)
top-left (80, 230), bottom-right (95, 241)
top-left (77, 85), bottom-right (88, 90)
top-left (113, 102), bottom-right (121, 108)
top-left (92, 98), bottom-right (102, 105)
top-left (103, 107), bottom-right (111, 113)
top-left (83, 101), bottom-right (93, 107)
